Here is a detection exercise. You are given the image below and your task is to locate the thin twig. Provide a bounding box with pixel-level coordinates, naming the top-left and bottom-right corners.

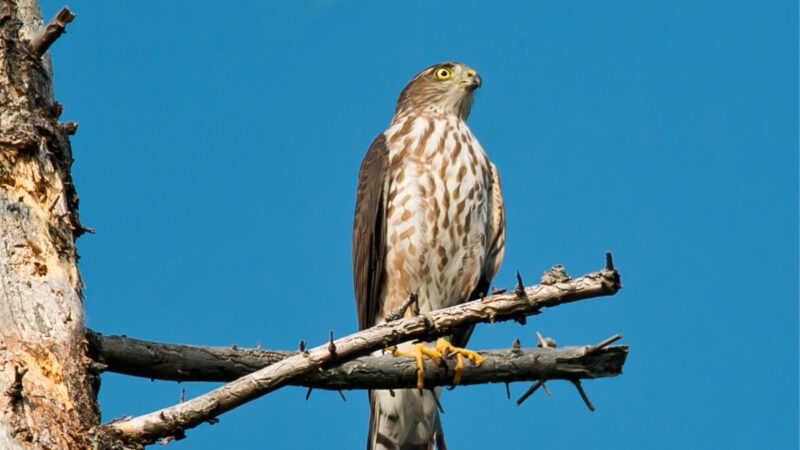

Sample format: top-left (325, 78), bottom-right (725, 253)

top-left (514, 271), bottom-right (525, 297)
top-left (430, 391), bottom-right (445, 414)
top-left (327, 331), bottom-right (336, 356)
top-left (535, 331), bottom-right (557, 349)
top-left (605, 251), bottom-right (615, 271)
top-left (385, 293), bottom-right (419, 322)
top-left (516, 379), bottom-right (544, 405)
top-left (535, 331), bottom-right (547, 348)
top-left (572, 380), bottom-right (596, 411)
top-left (585, 334), bottom-right (623, 356)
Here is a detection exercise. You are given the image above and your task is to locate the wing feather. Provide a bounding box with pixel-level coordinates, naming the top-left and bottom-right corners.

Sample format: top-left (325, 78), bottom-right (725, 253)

top-left (353, 134), bottom-right (390, 331)
top-left (484, 162), bottom-right (506, 283)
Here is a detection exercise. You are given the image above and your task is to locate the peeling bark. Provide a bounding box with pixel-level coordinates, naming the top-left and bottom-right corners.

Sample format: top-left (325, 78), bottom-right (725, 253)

top-left (0, 1), bottom-right (109, 448)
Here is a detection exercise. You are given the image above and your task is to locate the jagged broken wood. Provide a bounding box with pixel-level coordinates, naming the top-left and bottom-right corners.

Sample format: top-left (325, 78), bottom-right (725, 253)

top-left (87, 331), bottom-right (627, 388)
top-left (102, 260), bottom-right (621, 445)
top-left (27, 6), bottom-right (74, 57)
top-left (515, 333), bottom-right (623, 406)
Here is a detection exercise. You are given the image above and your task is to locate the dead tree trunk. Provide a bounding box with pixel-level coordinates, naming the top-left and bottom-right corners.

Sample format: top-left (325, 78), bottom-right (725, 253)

top-left (0, 1), bottom-right (99, 448)
top-left (0, 2), bottom-right (629, 448)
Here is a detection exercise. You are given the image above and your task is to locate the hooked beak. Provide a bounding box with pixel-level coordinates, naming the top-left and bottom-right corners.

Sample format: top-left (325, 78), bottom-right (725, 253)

top-left (470, 74), bottom-right (482, 89)
top-left (466, 70), bottom-right (482, 91)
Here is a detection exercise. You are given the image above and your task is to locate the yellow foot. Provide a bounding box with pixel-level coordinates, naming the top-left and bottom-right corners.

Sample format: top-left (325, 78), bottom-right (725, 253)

top-left (389, 343), bottom-right (443, 389)
top-left (434, 338), bottom-right (484, 385)
top-left (386, 339), bottom-right (485, 389)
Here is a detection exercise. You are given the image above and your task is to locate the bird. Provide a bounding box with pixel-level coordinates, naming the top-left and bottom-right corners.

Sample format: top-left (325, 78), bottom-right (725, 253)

top-left (352, 62), bottom-right (506, 450)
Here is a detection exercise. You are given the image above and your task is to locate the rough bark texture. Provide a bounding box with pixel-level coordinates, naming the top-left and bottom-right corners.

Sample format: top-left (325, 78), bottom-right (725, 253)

top-left (86, 332), bottom-right (294, 383)
top-left (88, 331), bottom-right (627, 389)
top-left (0, 2), bottom-right (629, 448)
top-left (0, 2), bottom-right (103, 449)
top-left (105, 265), bottom-right (621, 445)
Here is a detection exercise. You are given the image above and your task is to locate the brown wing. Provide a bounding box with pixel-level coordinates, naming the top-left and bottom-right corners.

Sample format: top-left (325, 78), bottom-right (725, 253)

top-left (452, 162), bottom-right (506, 348)
top-left (484, 162), bottom-right (506, 283)
top-left (353, 134), bottom-right (390, 331)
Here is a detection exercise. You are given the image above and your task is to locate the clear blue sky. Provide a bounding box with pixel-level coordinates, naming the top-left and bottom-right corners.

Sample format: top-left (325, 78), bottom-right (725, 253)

top-left (46, 1), bottom-right (797, 449)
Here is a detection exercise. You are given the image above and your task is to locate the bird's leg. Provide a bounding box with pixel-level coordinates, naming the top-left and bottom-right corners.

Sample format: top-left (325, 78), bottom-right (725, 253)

top-left (390, 342), bottom-right (443, 389)
top-left (435, 338), bottom-right (484, 385)
top-left (389, 338), bottom-right (484, 388)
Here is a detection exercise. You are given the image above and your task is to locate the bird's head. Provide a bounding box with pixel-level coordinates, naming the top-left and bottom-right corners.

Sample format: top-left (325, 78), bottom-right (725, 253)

top-left (395, 62), bottom-right (481, 120)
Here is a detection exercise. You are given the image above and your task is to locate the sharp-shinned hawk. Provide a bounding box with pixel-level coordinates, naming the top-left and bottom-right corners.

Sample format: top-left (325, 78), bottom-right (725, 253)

top-left (353, 62), bottom-right (506, 450)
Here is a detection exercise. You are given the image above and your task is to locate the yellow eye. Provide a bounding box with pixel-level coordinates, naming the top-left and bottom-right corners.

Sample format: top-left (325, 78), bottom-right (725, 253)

top-left (435, 67), bottom-right (452, 80)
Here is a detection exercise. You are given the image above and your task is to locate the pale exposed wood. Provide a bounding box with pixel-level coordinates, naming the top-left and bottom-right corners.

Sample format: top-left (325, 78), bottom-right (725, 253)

top-left (104, 265), bottom-right (621, 445)
top-left (88, 331), bottom-right (628, 388)
top-left (0, 1), bottom-right (107, 448)
top-left (13, 0), bottom-right (44, 40)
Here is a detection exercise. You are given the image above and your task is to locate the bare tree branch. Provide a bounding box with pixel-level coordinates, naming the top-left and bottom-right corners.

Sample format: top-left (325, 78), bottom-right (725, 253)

top-left (86, 331), bottom-right (292, 382)
top-left (87, 331), bottom-right (627, 388)
top-left (27, 6), bottom-right (74, 57)
top-left (101, 261), bottom-right (621, 445)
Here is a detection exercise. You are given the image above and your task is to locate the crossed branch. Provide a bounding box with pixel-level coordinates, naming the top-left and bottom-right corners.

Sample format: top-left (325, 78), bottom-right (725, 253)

top-left (97, 255), bottom-right (623, 446)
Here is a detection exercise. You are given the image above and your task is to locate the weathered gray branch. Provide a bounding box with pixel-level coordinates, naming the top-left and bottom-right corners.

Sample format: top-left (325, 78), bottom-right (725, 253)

top-left (87, 331), bottom-right (627, 388)
top-left (87, 332), bottom-right (292, 382)
top-left (103, 261), bottom-right (621, 445)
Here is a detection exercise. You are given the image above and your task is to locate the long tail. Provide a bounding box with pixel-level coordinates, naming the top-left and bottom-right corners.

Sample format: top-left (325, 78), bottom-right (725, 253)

top-left (367, 389), bottom-right (447, 450)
